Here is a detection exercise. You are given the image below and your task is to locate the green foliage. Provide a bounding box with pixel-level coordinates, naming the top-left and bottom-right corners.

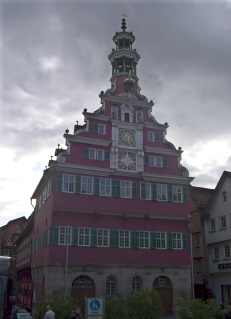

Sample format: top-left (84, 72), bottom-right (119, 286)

top-left (128, 289), bottom-right (164, 319)
top-left (178, 298), bottom-right (226, 319)
top-left (34, 296), bottom-right (80, 319)
top-left (105, 295), bottom-right (126, 319)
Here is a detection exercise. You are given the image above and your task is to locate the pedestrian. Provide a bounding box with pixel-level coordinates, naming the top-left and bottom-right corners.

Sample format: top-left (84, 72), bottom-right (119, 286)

top-left (44, 305), bottom-right (55, 319)
top-left (75, 307), bottom-right (83, 319)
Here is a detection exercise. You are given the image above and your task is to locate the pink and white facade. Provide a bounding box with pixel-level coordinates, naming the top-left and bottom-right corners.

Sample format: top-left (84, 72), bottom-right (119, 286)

top-left (31, 18), bottom-right (193, 316)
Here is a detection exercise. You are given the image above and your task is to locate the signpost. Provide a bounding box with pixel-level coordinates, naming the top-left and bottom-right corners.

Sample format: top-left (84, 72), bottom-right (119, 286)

top-left (85, 297), bottom-right (105, 319)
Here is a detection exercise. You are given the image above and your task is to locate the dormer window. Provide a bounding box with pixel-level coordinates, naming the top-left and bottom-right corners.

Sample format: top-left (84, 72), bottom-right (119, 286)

top-left (121, 103), bottom-right (133, 122)
top-left (223, 191), bottom-right (227, 202)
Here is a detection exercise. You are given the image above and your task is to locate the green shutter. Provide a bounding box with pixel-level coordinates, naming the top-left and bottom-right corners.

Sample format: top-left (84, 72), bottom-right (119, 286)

top-left (155, 133), bottom-right (160, 142)
top-left (91, 229), bottom-right (98, 246)
top-left (93, 123), bottom-right (98, 133)
top-left (141, 183), bottom-right (146, 200)
top-left (151, 183), bottom-right (157, 200)
top-left (75, 175), bottom-right (81, 194)
top-left (104, 151), bottom-right (110, 161)
top-left (53, 226), bottom-right (59, 245)
top-left (167, 185), bottom-right (173, 202)
top-left (94, 177), bottom-right (100, 195)
top-left (167, 232), bottom-right (172, 249)
top-left (144, 155), bottom-right (149, 166)
top-left (132, 182), bottom-right (137, 198)
top-left (183, 186), bottom-right (188, 202)
top-left (72, 228), bottom-right (78, 245)
top-left (110, 230), bottom-right (119, 248)
top-left (131, 231), bottom-right (139, 248)
top-left (83, 148), bottom-right (89, 158)
top-left (56, 174), bottom-right (63, 191)
top-left (163, 158), bottom-right (168, 167)
top-left (182, 233), bottom-right (187, 249)
top-left (151, 232), bottom-right (157, 249)
top-left (112, 180), bottom-right (120, 197)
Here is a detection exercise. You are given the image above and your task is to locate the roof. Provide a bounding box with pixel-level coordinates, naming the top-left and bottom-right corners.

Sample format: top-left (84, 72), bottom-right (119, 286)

top-left (190, 185), bottom-right (214, 209)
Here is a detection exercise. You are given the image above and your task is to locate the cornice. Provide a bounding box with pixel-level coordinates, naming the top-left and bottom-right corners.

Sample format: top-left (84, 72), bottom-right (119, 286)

top-left (82, 114), bottom-right (110, 121)
top-left (144, 146), bottom-right (182, 156)
top-left (64, 135), bottom-right (111, 146)
top-left (144, 122), bottom-right (168, 130)
top-left (108, 49), bottom-right (140, 63)
top-left (100, 94), bottom-right (152, 108)
top-left (141, 172), bottom-right (193, 185)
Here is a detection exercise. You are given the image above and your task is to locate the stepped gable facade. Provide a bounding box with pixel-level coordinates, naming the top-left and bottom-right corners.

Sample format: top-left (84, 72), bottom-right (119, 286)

top-left (31, 18), bottom-right (194, 316)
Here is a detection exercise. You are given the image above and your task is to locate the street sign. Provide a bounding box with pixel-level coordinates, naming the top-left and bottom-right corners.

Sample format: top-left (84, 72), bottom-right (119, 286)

top-left (86, 297), bottom-right (105, 319)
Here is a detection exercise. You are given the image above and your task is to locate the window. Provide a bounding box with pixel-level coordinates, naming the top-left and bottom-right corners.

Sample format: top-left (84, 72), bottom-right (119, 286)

top-left (97, 150), bottom-right (104, 160)
top-left (125, 113), bottom-right (129, 122)
top-left (197, 258), bottom-right (202, 272)
top-left (145, 155), bottom-right (168, 168)
top-left (63, 174), bottom-right (75, 193)
top-left (141, 183), bottom-right (151, 200)
top-left (59, 226), bottom-right (71, 245)
top-left (89, 149), bottom-right (96, 159)
top-left (172, 186), bottom-right (183, 202)
top-left (224, 245), bottom-right (230, 259)
top-left (210, 219), bottom-right (216, 232)
top-left (195, 233), bottom-right (200, 247)
top-left (121, 181), bottom-right (132, 198)
top-left (93, 123), bottom-right (105, 135)
top-left (156, 232), bottom-right (166, 249)
top-left (223, 191), bottom-right (227, 202)
top-left (157, 184), bottom-right (167, 201)
top-left (220, 216), bottom-right (227, 229)
top-left (148, 131), bottom-right (160, 142)
top-left (81, 176), bottom-right (93, 194)
top-left (3, 249), bottom-right (10, 256)
top-left (106, 276), bottom-right (117, 295)
top-left (78, 228), bottom-right (90, 246)
top-left (172, 233), bottom-right (182, 249)
top-left (119, 230), bottom-right (130, 248)
top-left (132, 276), bottom-right (142, 291)
top-left (139, 231), bottom-right (149, 248)
top-left (100, 178), bottom-right (111, 196)
top-left (98, 229), bottom-right (109, 247)
top-left (214, 247), bottom-right (219, 260)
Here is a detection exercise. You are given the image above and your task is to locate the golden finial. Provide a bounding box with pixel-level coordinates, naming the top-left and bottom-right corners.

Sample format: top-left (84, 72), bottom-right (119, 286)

top-left (121, 12), bottom-right (128, 18)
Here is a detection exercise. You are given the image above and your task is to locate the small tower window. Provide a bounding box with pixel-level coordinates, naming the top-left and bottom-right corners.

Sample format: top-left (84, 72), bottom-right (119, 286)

top-left (125, 113), bottom-right (130, 122)
top-left (223, 191), bottom-right (227, 202)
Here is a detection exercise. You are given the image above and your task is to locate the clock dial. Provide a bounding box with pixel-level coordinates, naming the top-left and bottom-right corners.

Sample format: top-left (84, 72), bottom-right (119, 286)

top-left (118, 129), bottom-right (136, 147)
top-left (118, 152), bottom-right (136, 171)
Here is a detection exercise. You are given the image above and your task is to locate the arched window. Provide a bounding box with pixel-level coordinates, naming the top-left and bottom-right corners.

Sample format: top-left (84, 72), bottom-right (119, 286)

top-left (132, 276), bottom-right (142, 291)
top-left (72, 275), bottom-right (95, 288)
top-left (153, 276), bottom-right (172, 288)
top-left (106, 275), bottom-right (117, 296)
top-left (223, 191), bottom-right (227, 202)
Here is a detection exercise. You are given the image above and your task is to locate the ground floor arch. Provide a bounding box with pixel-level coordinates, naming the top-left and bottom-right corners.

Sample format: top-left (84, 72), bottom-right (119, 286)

top-left (71, 275), bottom-right (95, 312)
top-left (153, 276), bottom-right (173, 315)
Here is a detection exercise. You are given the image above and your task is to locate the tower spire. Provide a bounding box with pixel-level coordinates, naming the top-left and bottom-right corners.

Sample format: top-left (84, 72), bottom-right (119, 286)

top-left (121, 12), bottom-right (128, 31)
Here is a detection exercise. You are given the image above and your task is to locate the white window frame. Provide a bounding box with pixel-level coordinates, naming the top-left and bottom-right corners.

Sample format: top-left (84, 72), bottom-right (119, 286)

top-left (98, 124), bottom-right (105, 135)
top-left (97, 149), bottom-right (104, 160)
top-left (220, 216), bottom-right (227, 230)
top-left (149, 156), bottom-right (163, 167)
top-left (121, 180), bottom-right (132, 198)
top-left (78, 228), bottom-right (90, 246)
top-left (119, 230), bottom-right (130, 248)
top-left (172, 233), bottom-right (182, 249)
top-left (59, 226), bottom-right (72, 245)
top-left (139, 231), bottom-right (150, 248)
top-left (214, 247), bottom-right (219, 260)
top-left (224, 245), bottom-right (230, 259)
top-left (148, 131), bottom-right (159, 142)
top-left (172, 186), bottom-right (182, 202)
top-left (156, 232), bottom-right (166, 249)
top-left (97, 229), bottom-right (109, 247)
top-left (81, 176), bottom-right (93, 195)
top-left (157, 184), bottom-right (167, 201)
top-left (89, 148), bottom-right (96, 159)
top-left (100, 178), bottom-right (111, 196)
top-left (63, 174), bottom-right (75, 193)
top-left (142, 183), bottom-right (151, 200)
top-left (210, 219), bottom-right (216, 232)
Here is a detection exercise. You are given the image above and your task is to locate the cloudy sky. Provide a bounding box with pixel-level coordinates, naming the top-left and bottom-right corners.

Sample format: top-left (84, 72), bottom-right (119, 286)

top-left (1, 0), bottom-right (231, 227)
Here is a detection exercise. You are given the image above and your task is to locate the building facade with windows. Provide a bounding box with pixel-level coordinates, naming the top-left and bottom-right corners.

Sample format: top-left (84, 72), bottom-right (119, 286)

top-left (203, 171), bottom-right (231, 307)
top-left (30, 18), bottom-right (193, 316)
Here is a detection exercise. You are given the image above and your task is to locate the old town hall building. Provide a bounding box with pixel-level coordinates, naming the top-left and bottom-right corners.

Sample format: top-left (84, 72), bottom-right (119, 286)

top-left (30, 17), bottom-right (193, 316)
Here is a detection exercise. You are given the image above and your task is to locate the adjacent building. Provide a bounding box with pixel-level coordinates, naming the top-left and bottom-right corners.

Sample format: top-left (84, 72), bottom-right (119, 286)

top-left (27, 18), bottom-right (194, 316)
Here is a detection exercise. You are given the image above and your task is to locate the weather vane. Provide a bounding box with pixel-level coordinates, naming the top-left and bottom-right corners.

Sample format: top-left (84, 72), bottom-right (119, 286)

top-left (121, 12), bottom-right (128, 18)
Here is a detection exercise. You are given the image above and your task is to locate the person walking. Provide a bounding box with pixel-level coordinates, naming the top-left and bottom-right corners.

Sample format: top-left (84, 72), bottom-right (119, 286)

top-left (44, 305), bottom-right (55, 319)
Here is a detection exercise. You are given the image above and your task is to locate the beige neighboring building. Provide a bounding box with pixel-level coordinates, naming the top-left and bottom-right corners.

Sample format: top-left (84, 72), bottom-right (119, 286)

top-left (190, 185), bottom-right (214, 299)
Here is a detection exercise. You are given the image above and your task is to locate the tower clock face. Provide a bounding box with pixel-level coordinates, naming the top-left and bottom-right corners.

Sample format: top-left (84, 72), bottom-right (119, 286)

top-left (118, 129), bottom-right (136, 147)
top-left (118, 152), bottom-right (136, 171)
